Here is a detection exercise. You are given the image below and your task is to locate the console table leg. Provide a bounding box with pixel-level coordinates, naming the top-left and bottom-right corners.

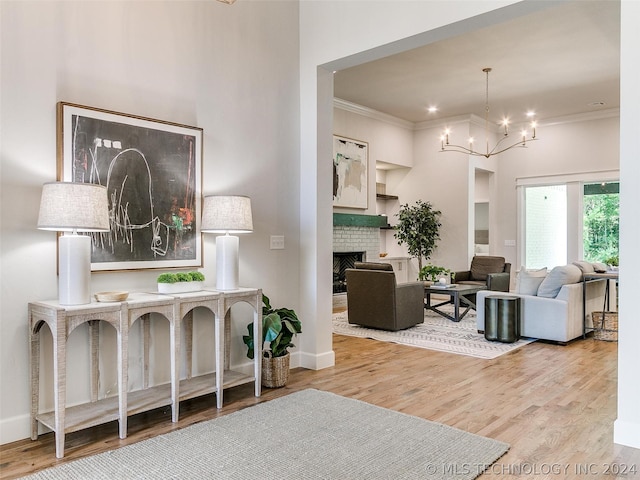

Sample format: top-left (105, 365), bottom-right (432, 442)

top-left (117, 314), bottom-right (128, 439)
top-left (89, 320), bottom-right (99, 403)
top-left (254, 306), bottom-right (261, 397)
top-left (53, 316), bottom-right (66, 459)
top-left (170, 318), bottom-right (180, 422)
top-left (142, 315), bottom-right (150, 389)
top-left (215, 312), bottom-right (224, 409)
top-left (29, 322), bottom-right (40, 441)
top-left (183, 311), bottom-right (193, 380)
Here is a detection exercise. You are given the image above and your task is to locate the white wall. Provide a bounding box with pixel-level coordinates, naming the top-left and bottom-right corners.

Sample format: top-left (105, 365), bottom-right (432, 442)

top-left (0, 0), bottom-right (300, 444)
top-left (615, 0), bottom-right (640, 449)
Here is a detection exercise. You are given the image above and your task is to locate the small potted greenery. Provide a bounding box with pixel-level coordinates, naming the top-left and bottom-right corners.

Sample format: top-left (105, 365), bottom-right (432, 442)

top-left (243, 294), bottom-right (302, 388)
top-left (419, 264), bottom-right (452, 285)
top-left (157, 271), bottom-right (205, 293)
top-left (605, 255), bottom-right (619, 269)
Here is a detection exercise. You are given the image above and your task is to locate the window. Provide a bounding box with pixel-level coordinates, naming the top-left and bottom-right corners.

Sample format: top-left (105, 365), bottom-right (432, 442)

top-left (517, 171), bottom-right (619, 271)
top-left (524, 185), bottom-right (567, 269)
top-left (583, 182), bottom-right (619, 264)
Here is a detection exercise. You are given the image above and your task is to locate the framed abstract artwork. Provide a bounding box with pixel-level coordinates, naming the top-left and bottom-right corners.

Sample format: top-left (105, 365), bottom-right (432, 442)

top-left (57, 102), bottom-right (203, 271)
top-left (332, 135), bottom-right (368, 209)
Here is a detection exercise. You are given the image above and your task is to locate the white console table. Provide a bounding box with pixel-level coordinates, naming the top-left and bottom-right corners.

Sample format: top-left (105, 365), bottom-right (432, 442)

top-left (29, 287), bottom-right (262, 458)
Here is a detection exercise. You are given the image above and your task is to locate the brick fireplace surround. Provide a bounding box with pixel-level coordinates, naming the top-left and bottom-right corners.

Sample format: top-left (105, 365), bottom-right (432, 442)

top-left (333, 225), bottom-right (380, 302)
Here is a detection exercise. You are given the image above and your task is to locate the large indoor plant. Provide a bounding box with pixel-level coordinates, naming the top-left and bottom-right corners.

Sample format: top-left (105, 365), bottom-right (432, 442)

top-left (243, 294), bottom-right (302, 388)
top-left (394, 199), bottom-right (442, 276)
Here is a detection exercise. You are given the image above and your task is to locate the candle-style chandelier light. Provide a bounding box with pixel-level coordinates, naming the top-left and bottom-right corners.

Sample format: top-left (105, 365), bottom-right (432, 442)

top-left (440, 67), bottom-right (538, 158)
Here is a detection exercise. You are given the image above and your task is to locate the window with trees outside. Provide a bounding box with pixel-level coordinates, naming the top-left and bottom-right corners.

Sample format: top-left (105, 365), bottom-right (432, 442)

top-left (583, 181), bottom-right (619, 266)
top-left (518, 173), bottom-right (619, 271)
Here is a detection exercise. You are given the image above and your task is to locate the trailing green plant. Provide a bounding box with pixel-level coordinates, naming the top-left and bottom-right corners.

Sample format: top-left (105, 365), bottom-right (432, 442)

top-left (243, 294), bottom-right (302, 359)
top-left (419, 264), bottom-right (452, 282)
top-left (394, 199), bottom-right (442, 274)
top-left (157, 271), bottom-right (205, 283)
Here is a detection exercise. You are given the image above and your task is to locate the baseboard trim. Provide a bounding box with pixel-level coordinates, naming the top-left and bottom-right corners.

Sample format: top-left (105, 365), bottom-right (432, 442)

top-left (299, 350), bottom-right (335, 370)
top-left (614, 419), bottom-right (640, 449)
top-left (1, 413), bottom-right (33, 445)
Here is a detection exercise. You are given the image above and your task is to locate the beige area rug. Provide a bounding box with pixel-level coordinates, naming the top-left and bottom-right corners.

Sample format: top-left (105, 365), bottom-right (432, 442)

top-left (21, 389), bottom-right (509, 480)
top-left (333, 307), bottom-right (535, 359)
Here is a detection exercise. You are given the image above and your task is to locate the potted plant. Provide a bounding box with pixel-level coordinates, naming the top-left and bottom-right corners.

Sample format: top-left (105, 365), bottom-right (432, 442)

top-left (394, 200), bottom-right (442, 278)
top-left (605, 255), bottom-right (619, 269)
top-left (419, 264), bottom-right (452, 285)
top-left (157, 271), bottom-right (205, 293)
top-left (242, 294), bottom-right (302, 388)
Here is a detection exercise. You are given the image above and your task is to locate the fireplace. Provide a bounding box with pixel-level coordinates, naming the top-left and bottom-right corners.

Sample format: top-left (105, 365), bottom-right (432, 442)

top-left (333, 251), bottom-right (365, 294)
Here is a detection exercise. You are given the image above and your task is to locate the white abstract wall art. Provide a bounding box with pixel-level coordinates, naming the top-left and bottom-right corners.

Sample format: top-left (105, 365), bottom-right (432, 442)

top-left (333, 135), bottom-right (368, 209)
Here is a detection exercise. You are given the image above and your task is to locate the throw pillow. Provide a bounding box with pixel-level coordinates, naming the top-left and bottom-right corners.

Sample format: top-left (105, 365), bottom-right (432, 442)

top-left (572, 261), bottom-right (595, 274)
top-left (516, 267), bottom-right (548, 296)
top-left (592, 262), bottom-right (608, 273)
top-left (537, 264), bottom-right (582, 298)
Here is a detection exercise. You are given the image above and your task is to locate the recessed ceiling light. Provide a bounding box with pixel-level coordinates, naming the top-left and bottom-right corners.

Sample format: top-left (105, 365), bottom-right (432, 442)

top-left (427, 106), bottom-right (438, 113)
top-left (526, 111), bottom-right (536, 117)
top-left (588, 101), bottom-right (606, 107)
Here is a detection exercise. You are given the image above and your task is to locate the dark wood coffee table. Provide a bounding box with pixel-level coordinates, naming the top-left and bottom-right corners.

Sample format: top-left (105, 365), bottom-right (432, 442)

top-left (424, 284), bottom-right (484, 322)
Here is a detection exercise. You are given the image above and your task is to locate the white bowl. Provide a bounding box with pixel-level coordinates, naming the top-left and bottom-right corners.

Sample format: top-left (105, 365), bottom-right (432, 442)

top-left (95, 291), bottom-right (129, 302)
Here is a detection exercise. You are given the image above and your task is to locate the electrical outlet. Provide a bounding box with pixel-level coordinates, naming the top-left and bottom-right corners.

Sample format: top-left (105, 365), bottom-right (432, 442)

top-left (270, 235), bottom-right (285, 250)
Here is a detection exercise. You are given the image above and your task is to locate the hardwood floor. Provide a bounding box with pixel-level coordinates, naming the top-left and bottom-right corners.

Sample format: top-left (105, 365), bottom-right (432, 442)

top-left (2, 332), bottom-right (639, 479)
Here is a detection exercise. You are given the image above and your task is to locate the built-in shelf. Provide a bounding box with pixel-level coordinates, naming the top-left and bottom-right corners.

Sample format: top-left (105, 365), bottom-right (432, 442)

top-left (376, 193), bottom-right (398, 200)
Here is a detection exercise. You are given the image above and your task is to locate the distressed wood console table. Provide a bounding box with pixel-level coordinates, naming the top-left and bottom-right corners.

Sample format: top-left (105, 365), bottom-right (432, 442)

top-left (29, 287), bottom-right (262, 458)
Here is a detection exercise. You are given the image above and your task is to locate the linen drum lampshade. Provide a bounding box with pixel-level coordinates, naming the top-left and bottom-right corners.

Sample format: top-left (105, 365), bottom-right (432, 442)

top-left (37, 182), bottom-right (110, 305)
top-left (201, 195), bottom-right (253, 291)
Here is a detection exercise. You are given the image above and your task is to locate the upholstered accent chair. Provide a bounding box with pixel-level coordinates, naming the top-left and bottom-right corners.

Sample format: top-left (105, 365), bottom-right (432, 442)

top-left (345, 262), bottom-right (424, 331)
top-left (452, 256), bottom-right (511, 305)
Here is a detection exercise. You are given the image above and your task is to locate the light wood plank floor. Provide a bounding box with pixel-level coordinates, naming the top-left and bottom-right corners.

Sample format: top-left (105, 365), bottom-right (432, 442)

top-left (2, 332), bottom-right (639, 479)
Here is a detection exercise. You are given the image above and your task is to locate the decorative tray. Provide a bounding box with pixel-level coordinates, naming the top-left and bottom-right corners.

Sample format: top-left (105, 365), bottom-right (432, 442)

top-left (95, 291), bottom-right (129, 302)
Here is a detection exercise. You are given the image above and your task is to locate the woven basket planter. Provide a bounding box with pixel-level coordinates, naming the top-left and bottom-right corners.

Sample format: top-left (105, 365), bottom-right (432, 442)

top-left (262, 352), bottom-right (290, 388)
top-left (592, 311), bottom-right (618, 342)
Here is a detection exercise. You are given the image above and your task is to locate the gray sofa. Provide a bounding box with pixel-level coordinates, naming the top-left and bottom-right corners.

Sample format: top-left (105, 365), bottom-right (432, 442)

top-left (477, 263), bottom-right (608, 343)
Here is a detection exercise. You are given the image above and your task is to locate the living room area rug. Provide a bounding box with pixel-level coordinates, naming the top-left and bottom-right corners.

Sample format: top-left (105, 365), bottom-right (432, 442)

top-left (21, 389), bottom-right (509, 480)
top-left (333, 307), bottom-right (535, 359)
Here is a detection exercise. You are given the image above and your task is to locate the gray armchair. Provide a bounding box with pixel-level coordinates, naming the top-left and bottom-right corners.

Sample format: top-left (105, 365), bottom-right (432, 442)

top-left (452, 256), bottom-right (511, 305)
top-left (345, 262), bottom-right (424, 331)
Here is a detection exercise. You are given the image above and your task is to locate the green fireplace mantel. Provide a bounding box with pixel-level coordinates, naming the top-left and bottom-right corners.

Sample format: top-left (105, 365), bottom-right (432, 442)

top-left (333, 213), bottom-right (389, 228)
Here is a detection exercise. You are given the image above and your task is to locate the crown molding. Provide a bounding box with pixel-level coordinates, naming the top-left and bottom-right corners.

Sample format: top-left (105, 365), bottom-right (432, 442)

top-left (333, 98), bottom-right (414, 130)
top-left (539, 108), bottom-right (619, 127)
top-left (335, 98), bottom-right (619, 132)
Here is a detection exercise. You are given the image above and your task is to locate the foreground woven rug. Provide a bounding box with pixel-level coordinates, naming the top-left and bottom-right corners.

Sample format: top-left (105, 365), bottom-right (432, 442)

top-left (333, 307), bottom-right (535, 359)
top-left (23, 389), bottom-right (508, 480)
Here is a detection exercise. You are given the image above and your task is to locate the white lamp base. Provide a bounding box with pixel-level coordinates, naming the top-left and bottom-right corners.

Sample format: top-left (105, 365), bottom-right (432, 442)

top-left (216, 234), bottom-right (239, 291)
top-left (59, 234), bottom-right (92, 305)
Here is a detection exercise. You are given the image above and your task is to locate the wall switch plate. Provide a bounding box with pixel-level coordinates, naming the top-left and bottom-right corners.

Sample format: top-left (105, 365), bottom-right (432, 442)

top-left (504, 239), bottom-right (516, 247)
top-left (270, 235), bottom-right (285, 250)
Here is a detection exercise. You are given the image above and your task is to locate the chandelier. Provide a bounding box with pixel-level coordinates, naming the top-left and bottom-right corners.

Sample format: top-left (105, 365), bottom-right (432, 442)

top-left (440, 68), bottom-right (537, 158)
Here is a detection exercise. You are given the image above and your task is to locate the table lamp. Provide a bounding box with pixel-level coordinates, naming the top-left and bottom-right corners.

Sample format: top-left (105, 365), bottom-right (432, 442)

top-left (37, 182), bottom-right (110, 305)
top-left (201, 195), bottom-right (253, 291)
